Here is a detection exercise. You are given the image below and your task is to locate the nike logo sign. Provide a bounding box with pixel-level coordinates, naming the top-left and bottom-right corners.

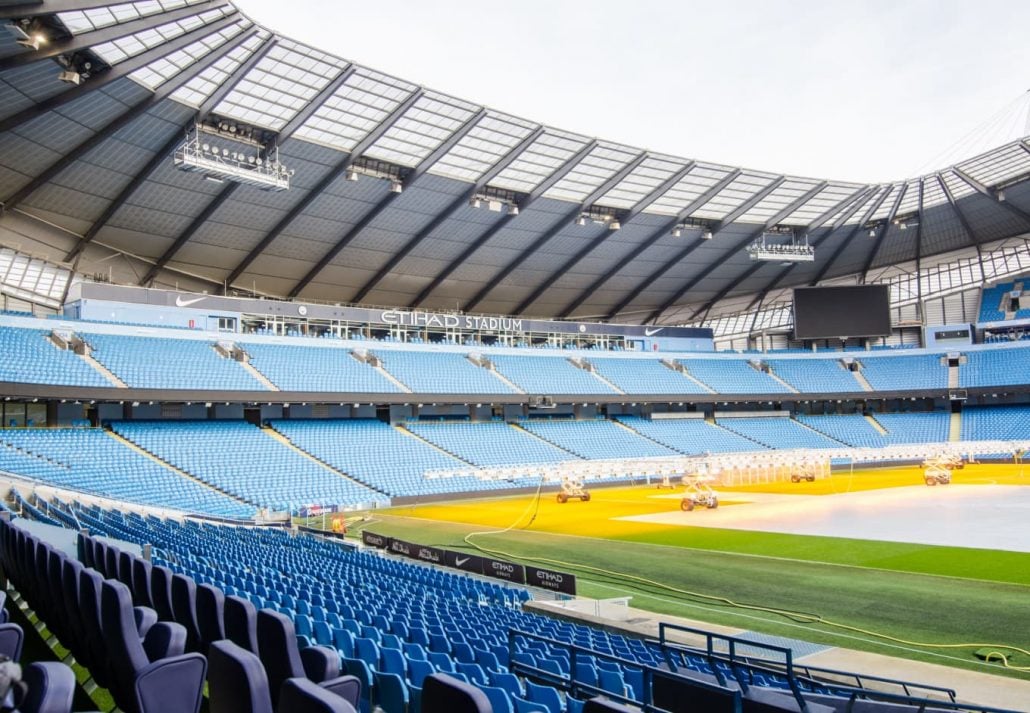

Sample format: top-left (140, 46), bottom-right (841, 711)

top-left (644, 328), bottom-right (664, 336)
top-left (455, 556), bottom-right (471, 566)
top-left (175, 296), bottom-right (206, 307)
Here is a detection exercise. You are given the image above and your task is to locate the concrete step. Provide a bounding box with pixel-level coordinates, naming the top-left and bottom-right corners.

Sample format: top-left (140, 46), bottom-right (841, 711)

top-left (104, 429), bottom-right (254, 507)
top-left (949, 411), bottom-right (962, 442)
top-left (263, 426), bottom-right (389, 495)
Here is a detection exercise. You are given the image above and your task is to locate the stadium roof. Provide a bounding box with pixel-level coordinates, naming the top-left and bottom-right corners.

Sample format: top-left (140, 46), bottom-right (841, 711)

top-left (2, 0), bottom-right (1030, 325)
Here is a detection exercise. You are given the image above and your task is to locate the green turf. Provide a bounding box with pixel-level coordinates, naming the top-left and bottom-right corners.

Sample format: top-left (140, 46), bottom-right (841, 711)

top-left (358, 515), bottom-right (1030, 681)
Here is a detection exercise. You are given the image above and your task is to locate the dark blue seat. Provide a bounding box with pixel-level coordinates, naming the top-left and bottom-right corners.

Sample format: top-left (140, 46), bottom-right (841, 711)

top-left (77, 569), bottom-right (111, 687)
top-left (421, 674), bottom-right (491, 713)
top-left (279, 678), bottom-right (358, 713)
top-left (225, 596), bottom-right (260, 655)
top-left (196, 584), bottom-right (226, 653)
top-left (100, 579), bottom-right (206, 713)
top-left (170, 574), bottom-right (202, 652)
top-left (149, 565), bottom-right (175, 622)
top-left (208, 639), bottom-right (274, 713)
top-left (16, 661), bottom-right (76, 713)
top-left (131, 558), bottom-right (154, 608)
top-left (255, 609), bottom-right (343, 708)
top-left (0, 622), bottom-right (24, 661)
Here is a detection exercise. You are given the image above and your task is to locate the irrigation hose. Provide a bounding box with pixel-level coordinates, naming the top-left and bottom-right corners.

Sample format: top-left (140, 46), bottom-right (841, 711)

top-left (461, 488), bottom-right (1030, 673)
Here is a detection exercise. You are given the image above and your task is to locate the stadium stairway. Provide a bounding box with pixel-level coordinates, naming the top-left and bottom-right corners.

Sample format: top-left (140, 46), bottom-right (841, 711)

top-left (55, 333), bottom-right (128, 388)
top-left (235, 348), bottom-right (280, 391)
top-left (364, 352), bottom-right (413, 393)
top-left (864, 415), bottom-right (889, 434)
top-left (663, 360), bottom-right (717, 393)
top-left (478, 357), bottom-right (526, 393)
top-left (949, 412), bottom-right (962, 442)
top-left (392, 423), bottom-right (478, 466)
top-left (760, 365), bottom-right (799, 394)
top-left (852, 367), bottom-right (875, 392)
top-left (792, 418), bottom-right (851, 446)
top-left (104, 429), bottom-right (257, 510)
top-left (262, 426), bottom-right (388, 496)
top-left (573, 358), bottom-right (626, 394)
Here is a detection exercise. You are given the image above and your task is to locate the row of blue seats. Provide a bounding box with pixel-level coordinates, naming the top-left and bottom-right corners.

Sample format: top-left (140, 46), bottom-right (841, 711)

top-left (4, 322), bottom-right (1029, 393)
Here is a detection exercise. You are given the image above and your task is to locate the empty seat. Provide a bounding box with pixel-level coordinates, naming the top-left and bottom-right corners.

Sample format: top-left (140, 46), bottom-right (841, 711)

top-left (421, 673), bottom-right (492, 713)
top-left (99, 580), bottom-right (206, 713)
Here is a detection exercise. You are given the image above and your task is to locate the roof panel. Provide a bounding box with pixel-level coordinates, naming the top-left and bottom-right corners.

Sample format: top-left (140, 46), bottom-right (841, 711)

top-left (213, 37), bottom-right (348, 130)
top-left (542, 142), bottom-right (640, 202)
top-left (427, 111), bottom-right (537, 182)
top-left (169, 29), bottom-right (269, 108)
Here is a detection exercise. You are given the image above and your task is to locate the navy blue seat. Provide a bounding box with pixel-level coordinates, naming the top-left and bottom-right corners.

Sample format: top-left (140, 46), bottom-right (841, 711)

top-left (421, 674), bottom-right (491, 713)
top-left (208, 639), bottom-right (275, 713)
top-left (0, 622), bottom-right (24, 661)
top-left (16, 661), bottom-right (76, 713)
top-left (255, 609), bottom-right (345, 708)
top-left (149, 565), bottom-right (175, 622)
top-left (131, 558), bottom-right (154, 608)
top-left (100, 579), bottom-right (206, 713)
top-left (171, 574), bottom-right (202, 652)
top-left (225, 596), bottom-right (260, 655)
top-left (196, 584), bottom-right (226, 653)
top-left (279, 678), bottom-right (358, 713)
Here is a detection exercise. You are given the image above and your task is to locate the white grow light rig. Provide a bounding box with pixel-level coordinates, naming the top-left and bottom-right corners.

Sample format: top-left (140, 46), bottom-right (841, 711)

top-left (746, 227), bottom-right (814, 263)
top-left (174, 120), bottom-right (293, 192)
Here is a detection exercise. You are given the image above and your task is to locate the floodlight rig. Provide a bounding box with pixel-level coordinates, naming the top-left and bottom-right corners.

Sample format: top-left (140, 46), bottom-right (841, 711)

top-left (746, 226), bottom-right (814, 263)
top-left (174, 121), bottom-right (292, 191)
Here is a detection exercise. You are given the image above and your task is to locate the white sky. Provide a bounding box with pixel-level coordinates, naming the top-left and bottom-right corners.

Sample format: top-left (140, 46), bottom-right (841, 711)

top-left (237, 0), bottom-right (1030, 184)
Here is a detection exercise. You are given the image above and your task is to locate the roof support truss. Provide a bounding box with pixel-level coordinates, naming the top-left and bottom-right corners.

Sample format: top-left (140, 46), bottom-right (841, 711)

top-left (740, 185), bottom-right (877, 313)
top-left (1, 27), bottom-right (248, 213)
top-left (342, 111), bottom-right (553, 304)
top-left (558, 168), bottom-right (743, 320)
top-left (0, 13), bottom-right (244, 135)
top-left (285, 107), bottom-right (491, 299)
top-left (225, 88), bottom-right (431, 291)
top-left (508, 161), bottom-right (697, 316)
top-left (0, 0), bottom-right (230, 72)
top-left (951, 167), bottom-right (1030, 227)
top-left (462, 151), bottom-right (651, 313)
top-left (404, 139), bottom-right (599, 311)
top-left (604, 174), bottom-right (786, 322)
top-left (811, 186), bottom-right (891, 287)
top-left (650, 180), bottom-right (827, 324)
top-left (860, 183), bottom-right (907, 283)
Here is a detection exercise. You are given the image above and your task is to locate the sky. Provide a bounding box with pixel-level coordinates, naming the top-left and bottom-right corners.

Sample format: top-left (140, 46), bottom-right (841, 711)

top-left (237, 0), bottom-right (1030, 184)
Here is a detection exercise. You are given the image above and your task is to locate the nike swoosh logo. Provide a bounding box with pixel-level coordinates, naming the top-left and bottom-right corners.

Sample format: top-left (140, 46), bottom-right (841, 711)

top-left (175, 296), bottom-right (206, 307)
top-left (455, 556), bottom-right (470, 566)
top-left (644, 327), bottom-right (664, 336)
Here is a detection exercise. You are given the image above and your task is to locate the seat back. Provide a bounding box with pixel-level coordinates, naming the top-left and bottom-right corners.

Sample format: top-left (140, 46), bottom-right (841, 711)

top-left (100, 579), bottom-right (152, 706)
top-left (278, 677), bottom-right (357, 713)
top-left (422, 673), bottom-right (491, 713)
top-left (77, 569), bottom-right (109, 683)
top-left (132, 558), bottom-right (154, 608)
top-left (150, 565), bottom-right (175, 621)
top-left (171, 574), bottom-right (202, 651)
top-left (196, 584), bottom-right (226, 652)
top-left (255, 609), bottom-right (305, 707)
top-left (18, 661), bottom-right (76, 713)
top-left (207, 639), bottom-right (274, 713)
top-left (0, 622), bottom-right (24, 661)
top-left (224, 596), bottom-right (260, 655)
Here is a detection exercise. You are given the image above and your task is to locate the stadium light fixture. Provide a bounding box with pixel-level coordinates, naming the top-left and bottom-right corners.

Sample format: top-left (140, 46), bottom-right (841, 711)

top-left (577, 215), bottom-right (587, 226)
top-left (346, 168), bottom-right (360, 182)
top-left (389, 179), bottom-right (403, 194)
top-left (702, 229), bottom-right (714, 241)
top-left (672, 227), bottom-right (682, 238)
top-left (7, 22), bottom-right (46, 50)
top-left (609, 219), bottom-right (621, 231)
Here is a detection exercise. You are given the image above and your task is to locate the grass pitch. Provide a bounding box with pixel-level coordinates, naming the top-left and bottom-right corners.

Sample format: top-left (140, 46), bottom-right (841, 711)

top-left (333, 463), bottom-right (1030, 679)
